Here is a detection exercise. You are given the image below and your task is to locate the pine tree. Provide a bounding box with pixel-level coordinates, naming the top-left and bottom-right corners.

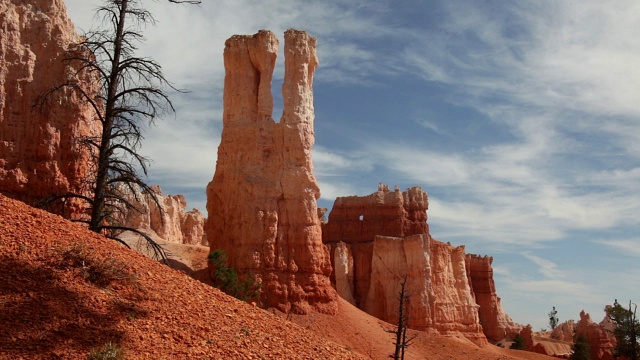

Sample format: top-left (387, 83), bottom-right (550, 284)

top-left (549, 306), bottom-right (559, 330)
top-left (570, 333), bottom-right (590, 360)
top-left (606, 300), bottom-right (640, 360)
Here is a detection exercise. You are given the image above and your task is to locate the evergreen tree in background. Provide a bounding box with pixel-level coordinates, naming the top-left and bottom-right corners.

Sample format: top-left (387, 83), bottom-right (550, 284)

top-left (549, 306), bottom-right (559, 330)
top-left (570, 333), bottom-right (590, 360)
top-left (606, 300), bottom-right (639, 360)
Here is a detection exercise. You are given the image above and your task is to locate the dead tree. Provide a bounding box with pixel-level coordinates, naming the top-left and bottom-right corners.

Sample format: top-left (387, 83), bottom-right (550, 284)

top-left (386, 275), bottom-right (419, 360)
top-left (36, 0), bottom-right (200, 261)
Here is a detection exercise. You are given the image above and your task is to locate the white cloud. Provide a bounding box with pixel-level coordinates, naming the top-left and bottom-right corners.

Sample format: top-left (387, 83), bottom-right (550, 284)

top-left (313, 146), bottom-right (374, 176)
top-left (592, 239), bottom-right (640, 257)
top-left (522, 252), bottom-right (565, 279)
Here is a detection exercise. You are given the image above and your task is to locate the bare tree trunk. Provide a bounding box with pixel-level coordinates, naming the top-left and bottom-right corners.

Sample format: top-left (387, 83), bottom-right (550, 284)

top-left (89, 0), bottom-right (128, 232)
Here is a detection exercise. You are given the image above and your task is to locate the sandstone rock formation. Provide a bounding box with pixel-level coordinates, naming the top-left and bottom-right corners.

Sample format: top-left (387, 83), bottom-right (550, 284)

top-left (522, 311), bottom-right (616, 359)
top-left (205, 30), bottom-right (337, 314)
top-left (364, 234), bottom-right (486, 345)
top-left (323, 183), bottom-right (429, 244)
top-left (333, 242), bottom-right (356, 306)
top-left (465, 254), bottom-right (522, 341)
top-left (323, 184), bottom-right (523, 345)
top-left (551, 320), bottom-right (577, 342)
top-left (117, 184), bottom-right (207, 246)
top-left (575, 310), bottom-right (615, 360)
top-left (520, 325), bottom-right (556, 355)
top-left (0, 0), bottom-right (99, 216)
top-left (323, 184), bottom-right (429, 304)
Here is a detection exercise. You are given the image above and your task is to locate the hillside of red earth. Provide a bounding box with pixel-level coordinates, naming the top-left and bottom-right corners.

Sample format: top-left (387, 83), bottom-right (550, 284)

top-left (0, 194), bottom-right (555, 359)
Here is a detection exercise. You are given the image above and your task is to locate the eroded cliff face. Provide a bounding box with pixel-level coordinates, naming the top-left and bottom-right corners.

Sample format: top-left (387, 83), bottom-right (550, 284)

top-left (0, 0), bottom-right (99, 215)
top-left (465, 254), bottom-right (522, 341)
top-left (575, 310), bottom-right (615, 360)
top-left (364, 234), bottom-right (486, 345)
top-left (323, 184), bottom-right (428, 303)
top-left (205, 30), bottom-right (337, 314)
top-left (550, 320), bottom-right (577, 342)
top-left (117, 184), bottom-right (206, 246)
top-left (323, 184), bottom-right (507, 345)
top-left (323, 183), bottom-right (428, 244)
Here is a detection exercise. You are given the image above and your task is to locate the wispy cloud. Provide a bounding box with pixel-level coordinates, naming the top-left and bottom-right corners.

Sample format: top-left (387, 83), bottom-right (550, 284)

top-left (592, 239), bottom-right (640, 257)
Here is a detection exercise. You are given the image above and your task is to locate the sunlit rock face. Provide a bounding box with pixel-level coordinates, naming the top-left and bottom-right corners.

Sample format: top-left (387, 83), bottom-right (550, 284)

top-left (0, 0), bottom-right (100, 217)
top-left (364, 234), bottom-right (487, 345)
top-left (116, 184), bottom-right (207, 246)
top-left (324, 184), bottom-right (495, 345)
top-left (575, 310), bottom-right (615, 360)
top-left (465, 254), bottom-right (522, 341)
top-left (323, 184), bottom-right (429, 303)
top-left (205, 30), bottom-right (337, 314)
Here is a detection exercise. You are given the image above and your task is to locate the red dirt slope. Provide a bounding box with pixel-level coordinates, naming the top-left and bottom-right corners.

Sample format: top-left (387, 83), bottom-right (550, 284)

top-left (0, 194), bottom-right (360, 359)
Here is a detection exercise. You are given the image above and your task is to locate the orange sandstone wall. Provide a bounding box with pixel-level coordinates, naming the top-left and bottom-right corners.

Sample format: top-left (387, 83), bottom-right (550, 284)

top-left (0, 0), bottom-right (99, 216)
top-left (323, 184), bottom-right (490, 344)
top-left (364, 234), bottom-right (487, 345)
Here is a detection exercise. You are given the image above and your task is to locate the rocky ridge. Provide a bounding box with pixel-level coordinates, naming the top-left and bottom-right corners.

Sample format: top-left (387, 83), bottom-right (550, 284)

top-left (205, 30), bottom-right (337, 314)
top-left (0, 193), bottom-right (559, 360)
top-left (573, 311), bottom-right (615, 360)
top-left (116, 184), bottom-right (206, 246)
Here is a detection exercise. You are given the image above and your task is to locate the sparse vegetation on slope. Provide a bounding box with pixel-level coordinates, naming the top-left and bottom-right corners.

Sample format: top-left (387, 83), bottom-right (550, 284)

top-left (208, 249), bottom-right (260, 302)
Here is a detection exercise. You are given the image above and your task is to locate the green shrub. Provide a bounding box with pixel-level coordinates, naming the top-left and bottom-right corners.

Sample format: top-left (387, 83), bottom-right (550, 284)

top-left (510, 334), bottom-right (525, 350)
top-left (208, 249), bottom-right (260, 302)
top-left (88, 342), bottom-right (124, 360)
top-left (570, 333), bottom-right (590, 360)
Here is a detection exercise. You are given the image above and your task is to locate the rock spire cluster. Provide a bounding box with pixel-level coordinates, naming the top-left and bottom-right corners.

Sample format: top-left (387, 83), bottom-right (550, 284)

top-left (205, 30), bottom-right (337, 314)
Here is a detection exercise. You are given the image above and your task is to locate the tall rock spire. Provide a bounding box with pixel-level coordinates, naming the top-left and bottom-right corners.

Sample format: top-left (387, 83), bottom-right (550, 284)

top-left (205, 30), bottom-right (337, 314)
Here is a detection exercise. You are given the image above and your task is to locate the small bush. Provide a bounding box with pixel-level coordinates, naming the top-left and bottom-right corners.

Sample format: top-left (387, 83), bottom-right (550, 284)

top-left (208, 249), bottom-right (260, 302)
top-left (88, 342), bottom-right (125, 360)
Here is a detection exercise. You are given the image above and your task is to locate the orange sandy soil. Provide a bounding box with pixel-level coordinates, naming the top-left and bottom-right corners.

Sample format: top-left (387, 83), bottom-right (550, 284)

top-left (0, 194), bottom-right (555, 359)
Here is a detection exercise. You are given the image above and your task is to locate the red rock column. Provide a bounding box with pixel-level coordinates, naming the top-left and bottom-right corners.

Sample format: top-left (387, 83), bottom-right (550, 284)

top-left (205, 30), bottom-right (337, 314)
top-left (465, 254), bottom-right (522, 342)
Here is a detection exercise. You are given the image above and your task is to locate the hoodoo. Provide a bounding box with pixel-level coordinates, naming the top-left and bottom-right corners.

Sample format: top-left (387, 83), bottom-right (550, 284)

top-left (205, 30), bottom-right (337, 314)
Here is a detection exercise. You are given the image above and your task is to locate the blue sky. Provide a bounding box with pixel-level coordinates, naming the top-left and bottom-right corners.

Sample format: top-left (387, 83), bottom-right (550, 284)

top-left (64, 0), bottom-right (640, 331)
